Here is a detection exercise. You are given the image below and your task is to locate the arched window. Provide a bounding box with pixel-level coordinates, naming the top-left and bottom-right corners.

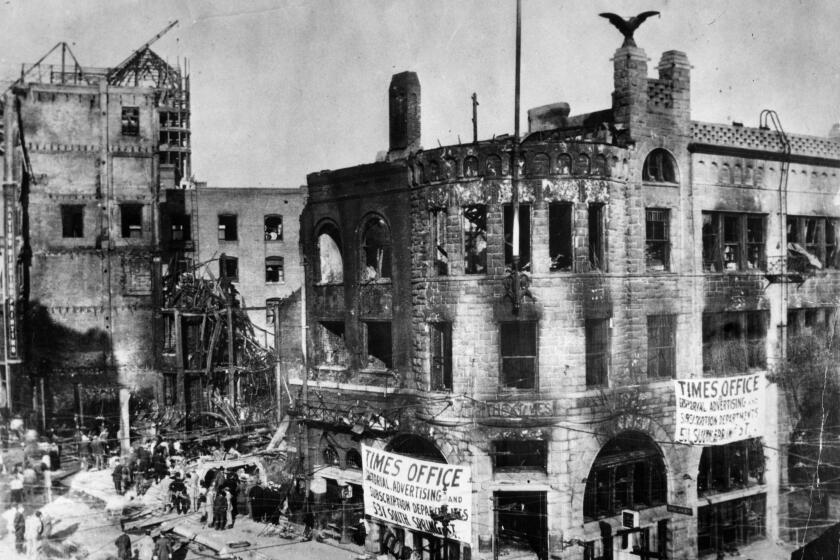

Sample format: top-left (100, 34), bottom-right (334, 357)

top-left (361, 217), bottom-right (392, 281)
top-left (593, 154), bottom-right (608, 176)
top-left (323, 446), bottom-right (340, 466)
top-left (584, 432), bottom-right (667, 521)
top-left (576, 153), bottom-right (591, 175)
top-left (463, 156), bottom-right (479, 178)
top-left (346, 449), bottom-right (363, 469)
top-left (643, 149), bottom-right (678, 183)
top-left (555, 154), bottom-right (572, 175)
top-left (532, 153), bottom-right (550, 176)
top-left (485, 155), bottom-right (502, 178)
top-left (316, 223), bottom-right (343, 284)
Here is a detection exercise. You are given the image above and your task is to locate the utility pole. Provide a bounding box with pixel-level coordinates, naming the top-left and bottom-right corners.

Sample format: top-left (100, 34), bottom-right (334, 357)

top-left (471, 93), bottom-right (479, 143)
top-left (267, 298), bottom-right (285, 423)
top-left (510, 0), bottom-right (523, 314)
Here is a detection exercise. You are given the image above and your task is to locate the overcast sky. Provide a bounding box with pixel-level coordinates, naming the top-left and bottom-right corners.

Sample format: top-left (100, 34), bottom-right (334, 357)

top-left (1, 0), bottom-right (838, 188)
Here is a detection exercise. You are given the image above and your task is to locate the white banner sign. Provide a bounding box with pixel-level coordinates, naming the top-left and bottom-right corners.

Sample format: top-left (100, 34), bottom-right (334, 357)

top-left (362, 444), bottom-right (471, 543)
top-left (674, 373), bottom-right (766, 445)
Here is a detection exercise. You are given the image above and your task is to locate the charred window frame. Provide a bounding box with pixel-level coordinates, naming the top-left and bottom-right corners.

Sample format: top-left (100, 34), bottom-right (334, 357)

top-left (170, 214), bottom-right (191, 241)
top-left (702, 212), bottom-right (766, 272)
top-left (430, 207), bottom-right (448, 276)
top-left (61, 205), bottom-right (84, 238)
top-left (492, 439), bottom-right (547, 471)
top-left (463, 205), bottom-right (487, 274)
top-left (361, 217), bottom-right (392, 281)
top-left (219, 255), bottom-right (239, 282)
top-left (642, 149), bottom-right (678, 183)
top-left (346, 449), bottom-right (363, 470)
top-left (504, 203), bottom-right (532, 271)
top-left (585, 318), bottom-right (610, 387)
top-left (121, 106), bottom-right (139, 136)
top-left (316, 223), bottom-right (344, 284)
top-left (588, 204), bottom-right (605, 271)
top-left (323, 446), bottom-right (340, 466)
top-left (645, 208), bottom-right (670, 271)
top-left (430, 322), bottom-right (452, 391)
top-left (494, 491), bottom-right (548, 560)
top-left (316, 321), bottom-right (347, 366)
top-left (647, 314), bottom-right (676, 379)
top-left (584, 434), bottom-right (667, 521)
top-left (120, 204), bottom-right (143, 238)
top-left (787, 216), bottom-right (839, 269)
top-left (364, 321), bottom-right (392, 370)
top-left (264, 214), bottom-right (283, 241)
top-left (163, 373), bottom-right (177, 406)
top-left (500, 321), bottom-right (537, 390)
top-left (218, 214), bottom-right (238, 241)
top-left (265, 256), bottom-right (284, 283)
top-left (162, 313), bottom-right (176, 353)
top-left (549, 202), bottom-right (573, 271)
top-left (697, 438), bottom-right (765, 497)
top-left (697, 494), bottom-right (766, 556)
top-left (787, 307), bottom-right (837, 354)
top-left (702, 311), bottom-right (768, 375)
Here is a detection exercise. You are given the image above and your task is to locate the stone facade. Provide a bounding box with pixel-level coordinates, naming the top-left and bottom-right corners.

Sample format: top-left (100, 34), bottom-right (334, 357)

top-left (297, 42), bottom-right (840, 560)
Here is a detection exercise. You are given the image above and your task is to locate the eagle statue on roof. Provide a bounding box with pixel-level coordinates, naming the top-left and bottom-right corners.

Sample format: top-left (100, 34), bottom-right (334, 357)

top-left (599, 11), bottom-right (661, 48)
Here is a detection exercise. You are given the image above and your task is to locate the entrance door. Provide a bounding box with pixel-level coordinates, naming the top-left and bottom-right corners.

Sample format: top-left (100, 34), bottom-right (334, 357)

top-left (494, 491), bottom-right (547, 560)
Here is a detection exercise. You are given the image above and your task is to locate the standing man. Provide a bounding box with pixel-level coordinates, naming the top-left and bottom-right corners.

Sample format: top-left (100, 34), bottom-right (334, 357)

top-left (13, 504), bottom-right (25, 554)
top-left (91, 434), bottom-right (103, 471)
top-left (115, 531), bottom-right (131, 560)
top-left (137, 530), bottom-right (155, 560)
top-left (112, 459), bottom-right (125, 495)
top-left (155, 533), bottom-right (173, 560)
top-left (24, 510), bottom-right (43, 560)
top-left (213, 490), bottom-right (227, 530)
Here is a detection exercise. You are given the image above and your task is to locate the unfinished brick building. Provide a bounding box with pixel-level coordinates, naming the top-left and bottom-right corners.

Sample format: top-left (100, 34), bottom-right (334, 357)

top-left (298, 30), bottom-right (840, 560)
top-left (0, 31), bottom-right (194, 441)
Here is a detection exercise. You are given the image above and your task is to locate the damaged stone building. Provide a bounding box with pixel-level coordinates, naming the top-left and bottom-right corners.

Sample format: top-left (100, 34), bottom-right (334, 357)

top-left (0, 32), bottom-right (194, 440)
top-left (297, 32), bottom-right (840, 560)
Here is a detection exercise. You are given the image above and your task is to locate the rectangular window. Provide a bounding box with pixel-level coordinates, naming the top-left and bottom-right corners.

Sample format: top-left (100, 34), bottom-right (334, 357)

top-left (697, 494), bottom-right (766, 556)
top-left (463, 205), bottom-right (487, 274)
top-left (121, 106), bottom-right (139, 136)
top-left (61, 205), bottom-right (84, 238)
top-left (702, 311), bottom-right (768, 375)
top-left (500, 321), bottom-right (537, 390)
top-left (265, 256), bottom-right (284, 283)
top-left (585, 318), bottom-right (609, 387)
top-left (787, 307), bottom-right (837, 351)
top-left (264, 215), bottom-right (283, 241)
top-left (504, 204), bottom-right (531, 271)
top-left (645, 208), bottom-right (669, 271)
top-left (170, 214), bottom-right (191, 241)
top-left (588, 204), bottom-right (605, 271)
top-left (697, 438), bottom-right (765, 497)
top-left (219, 255), bottom-right (238, 282)
top-left (218, 214), bottom-right (238, 241)
top-left (364, 321), bottom-right (392, 370)
top-left (492, 440), bottom-right (547, 471)
top-left (549, 202), bottom-right (573, 271)
top-left (430, 322), bottom-right (452, 391)
top-left (702, 212), bottom-right (766, 272)
top-left (788, 216), bottom-right (840, 270)
top-left (120, 204), bottom-right (143, 238)
top-left (647, 314), bottom-right (676, 379)
top-left (430, 208), bottom-right (448, 276)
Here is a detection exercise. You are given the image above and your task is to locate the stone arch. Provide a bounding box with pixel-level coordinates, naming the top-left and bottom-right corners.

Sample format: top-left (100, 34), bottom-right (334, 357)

top-left (555, 153), bottom-right (572, 175)
top-left (485, 154), bottom-right (502, 178)
top-left (576, 153), bottom-right (591, 175)
top-left (733, 164), bottom-right (743, 185)
top-left (358, 213), bottom-right (392, 281)
top-left (593, 154), bottom-right (608, 176)
top-left (315, 219), bottom-right (343, 284)
top-left (531, 153), bottom-right (550, 176)
top-left (642, 148), bottom-right (679, 183)
top-left (387, 433), bottom-right (448, 463)
top-left (719, 163), bottom-right (732, 185)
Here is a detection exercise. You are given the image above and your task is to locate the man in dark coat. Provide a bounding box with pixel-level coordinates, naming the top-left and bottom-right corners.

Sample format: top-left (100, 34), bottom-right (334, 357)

top-left (115, 531), bottom-right (131, 560)
top-left (213, 490), bottom-right (228, 530)
top-left (169, 475), bottom-right (189, 514)
top-left (112, 459), bottom-right (125, 494)
top-left (154, 533), bottom-right (173, 560)
top-left (13, 504), bottom-right (25, 553)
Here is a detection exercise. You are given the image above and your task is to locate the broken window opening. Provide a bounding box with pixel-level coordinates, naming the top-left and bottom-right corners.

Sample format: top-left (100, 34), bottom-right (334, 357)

top-left (787, 307), bottom-right (838, 356)
top-left (316, 321), bottom-right (348, 366)
top-left (346, 449), bottom-right (363, 469)
top-left (162, 313), bottom-right (176, 353)
top-left (364, 321), bottom-right (392, 370)
top-left (500, 321), bottom-right (537, 390)
top-left (504, 203), bottom-right (531, 271)
top-left (265, 256), bottom-right (284, 283)
top-left (787, 216), bottom-right (839, 270)
top-left (61, 205), bottom-right (84, 238)
top-left (645, 208), bottom-right (670, 271)
top-left (163, 373), bottom-right (177, 406)
top-left (492, 439), bottom-right (547, 471)
top-left (361, 217), bottom-right (392, 281)
top-left (585, 318), bottom-right (610, 387)
top-left (120, 204), bottom-right (143, 238)
top-left (697, 494), bottom-right (766, 556)
top-left (217, 214), bottom-right (238, 241)
top-left (323, 446), bottom-right (340, 466)
top-left (430, 322), bottom-right (452, 391)
top-left (430, 208), bottom-right (449, 276)
top-left (647, 314), bottom-right (676, 379)
top-left (697, 438), bottom-right (765, 497)
top-left (264, 214), bottom-right (283, 241)
top-left (549, 202), bottom-right (573, 271)
top-left (588, 204), bottom-right (605, 271)
top-left (170, 214), bottom-right (191, 241)
top-left (642, 149), bottom-right (678, 183)
top-left (584, 432), bottom-right (667, 521)
top-left (121, 106), bottom-right (139, 136)
top-left (219, 254), bottom-right (239, 282)
top-left (494, 491), bottom-right (548, 560)
top-left (702, 311), bottom-right (767, 375)
top-left (702, 212), bottom-right (766, 272)
top-left (317, 223), bottom-right (344, 284)
top-left (463, 205), bottom-right (487, 274)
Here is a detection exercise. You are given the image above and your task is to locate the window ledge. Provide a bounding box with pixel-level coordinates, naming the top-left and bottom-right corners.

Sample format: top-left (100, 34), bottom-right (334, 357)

top-left (702, 269), bottom-right (767, 275)
top-left (360, 367), bottom-right (394, 376)
top-left (314, 281), bottom-right (344, 287)
top-left (359, 278), bottom-right (392, 285)
top-left (642, 180), bottom-right (679, 187)
top-left (696, 484), bottom-right (766, 506)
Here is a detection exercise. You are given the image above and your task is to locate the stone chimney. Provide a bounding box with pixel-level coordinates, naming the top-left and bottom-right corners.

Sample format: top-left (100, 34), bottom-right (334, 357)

top-left (389, 71), bottom-right (421, 155)
top-left (657, 50), bottom-right (691, 120)
top-left (612, 45), bottom-right (649, 135)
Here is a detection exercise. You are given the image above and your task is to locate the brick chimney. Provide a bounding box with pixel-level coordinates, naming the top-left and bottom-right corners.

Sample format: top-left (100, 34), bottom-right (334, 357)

top-left (389, 71), bottom-right (421, 155)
